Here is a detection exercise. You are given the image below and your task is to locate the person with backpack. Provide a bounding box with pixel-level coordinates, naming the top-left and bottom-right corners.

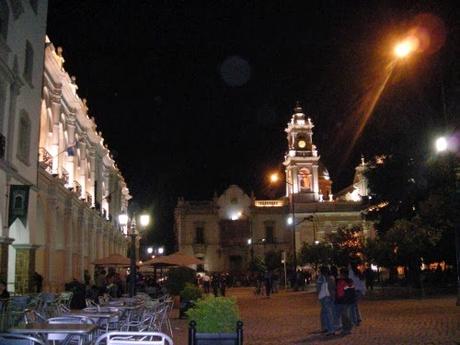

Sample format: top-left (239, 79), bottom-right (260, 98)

top-left (316, 266), bottom-right (336, 336)
top-left (335, 267), bottom-right (356, 335)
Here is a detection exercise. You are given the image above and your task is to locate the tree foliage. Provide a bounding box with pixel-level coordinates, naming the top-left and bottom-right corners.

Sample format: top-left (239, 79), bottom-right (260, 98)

top-left (299, 242), bottom-right (333, 268)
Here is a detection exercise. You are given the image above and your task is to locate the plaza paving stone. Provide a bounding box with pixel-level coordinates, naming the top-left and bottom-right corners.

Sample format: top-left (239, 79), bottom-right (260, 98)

top-left (170, 287), bottom-right (460, 345)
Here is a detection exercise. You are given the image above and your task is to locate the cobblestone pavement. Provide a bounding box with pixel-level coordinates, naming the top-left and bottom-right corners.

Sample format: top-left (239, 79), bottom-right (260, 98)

top-left (170, 287), bottom-right (460, 345)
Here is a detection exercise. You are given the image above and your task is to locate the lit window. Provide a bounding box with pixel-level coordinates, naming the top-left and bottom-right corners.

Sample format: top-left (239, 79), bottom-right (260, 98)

top-left (24, 41), bottom-right (34, 85)
top-left (17, 111), bottom-right (31, 164)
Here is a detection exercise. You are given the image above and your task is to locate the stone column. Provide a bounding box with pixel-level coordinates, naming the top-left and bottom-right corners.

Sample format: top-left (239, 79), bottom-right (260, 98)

top-left (13, 245), bottom-right (38, 294)
top-left (78, 135), bottom-right (87, 198)
top-left (49, 90), bottom-right (62, 175)
top-left (64, 201), bottom-right (73, 282)
top-left (66, 116), bottom-right (76, 188)
top-left (88, 148), bottom-right (96, 207)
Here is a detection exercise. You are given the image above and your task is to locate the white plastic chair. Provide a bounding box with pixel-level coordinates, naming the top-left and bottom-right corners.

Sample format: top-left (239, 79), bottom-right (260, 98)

top-left (95, 331), bottom-right (173, 345)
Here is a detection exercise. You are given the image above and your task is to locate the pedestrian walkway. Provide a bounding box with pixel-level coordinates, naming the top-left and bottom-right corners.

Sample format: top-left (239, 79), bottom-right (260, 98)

top-left (171, 287), bottom-right (460, 345)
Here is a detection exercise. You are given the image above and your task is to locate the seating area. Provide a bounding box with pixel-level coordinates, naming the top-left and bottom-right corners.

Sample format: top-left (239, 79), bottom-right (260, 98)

top-left (0, 292), bottom-right (175, 345)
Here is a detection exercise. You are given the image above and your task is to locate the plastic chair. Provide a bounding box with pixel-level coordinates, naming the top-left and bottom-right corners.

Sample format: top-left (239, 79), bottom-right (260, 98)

top-left (57, 292), bottom-right (74, 308)
top-left (0, 333), bottom-right (45, 345)
top-left (24, 309), bottom-right (47, 324)
top-left (95, 331), bottom-right (173, 345)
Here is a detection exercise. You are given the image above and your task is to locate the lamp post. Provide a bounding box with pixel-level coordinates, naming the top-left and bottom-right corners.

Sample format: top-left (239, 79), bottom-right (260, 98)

top-left (435, 136), bottom-right (460, 306)
top-left (118, 212), bottom-right (150, 297)
top-left (270, 173), bottom-right (297, 277)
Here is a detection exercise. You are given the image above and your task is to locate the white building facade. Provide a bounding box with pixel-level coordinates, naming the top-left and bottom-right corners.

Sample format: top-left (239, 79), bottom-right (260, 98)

top-left (34, 40), bottom-right (131, 292)
top-left (0, 1), bottom-right (130, 293)
top-left (0, 0), bottom-right (48, 291)
top-left (175, 104), bottom-right (373, 273)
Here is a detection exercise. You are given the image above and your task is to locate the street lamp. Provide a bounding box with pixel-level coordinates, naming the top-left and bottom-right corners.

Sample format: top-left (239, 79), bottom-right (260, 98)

top-left (394, 37), bottom-right (418, 59)
top-left (269, 172), bottom-right (297, 279)
top-left (118, 212), bottom-right (150, 297)
top-left (434, 135), bottom-right (460, 306)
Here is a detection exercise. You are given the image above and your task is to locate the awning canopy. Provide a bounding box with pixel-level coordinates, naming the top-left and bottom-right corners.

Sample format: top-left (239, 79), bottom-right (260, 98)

top-left (92, 253), bottom-right (131, 266)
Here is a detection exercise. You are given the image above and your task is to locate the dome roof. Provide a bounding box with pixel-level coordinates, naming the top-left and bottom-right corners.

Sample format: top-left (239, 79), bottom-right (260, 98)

top-left (318, 161), bottom-right (330, 179)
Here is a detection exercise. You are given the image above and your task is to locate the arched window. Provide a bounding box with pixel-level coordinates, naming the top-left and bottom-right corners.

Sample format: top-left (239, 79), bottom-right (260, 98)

top-left (17, 110), bottom-right (31, 164)
top-left (298, 168), bottom-right (312, 190)
top-left (24, 41), bottom-right (34, 85)
top-left (0, 1), bottom-right (9, 40)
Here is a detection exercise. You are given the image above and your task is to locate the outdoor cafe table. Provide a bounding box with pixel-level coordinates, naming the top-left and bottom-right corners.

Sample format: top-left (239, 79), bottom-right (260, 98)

top-left (9, 322), bottom-right (98, 345)
top-left (64, 310), bottom-right (120, 332)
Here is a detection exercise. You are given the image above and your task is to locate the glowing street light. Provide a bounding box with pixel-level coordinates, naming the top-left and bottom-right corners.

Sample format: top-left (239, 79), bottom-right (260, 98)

top-left (435, 136), bottom-right (448, 153)
top-left (118, 212), bottom-right (150, 297)
top-left (394, 38), bottom-right (418, 59)
top-left (139, 214), bottom-right (150, 227)
top-left (434, 135), bottom-right (460, 306)
top-left (147, 247), bottom-right (153, 254)
top-left (270, 173), bottom-right (280, 183)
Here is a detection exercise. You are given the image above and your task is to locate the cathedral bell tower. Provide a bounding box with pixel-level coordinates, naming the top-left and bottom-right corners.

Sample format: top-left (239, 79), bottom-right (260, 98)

top-left (283, 103), bottom-right (321, 202)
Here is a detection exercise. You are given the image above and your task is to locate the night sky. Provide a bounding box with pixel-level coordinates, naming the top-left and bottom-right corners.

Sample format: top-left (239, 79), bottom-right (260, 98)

top-left (46, 1), bottom-right (458, 250)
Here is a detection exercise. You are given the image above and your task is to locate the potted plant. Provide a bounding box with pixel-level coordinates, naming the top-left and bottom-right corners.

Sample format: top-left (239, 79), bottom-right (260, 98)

top-left (166, 267), bottom-right (196, 307)
top-left (187, 296), bottom-right (243, 345)
top-left (179, 283), bottom-right (203, 318)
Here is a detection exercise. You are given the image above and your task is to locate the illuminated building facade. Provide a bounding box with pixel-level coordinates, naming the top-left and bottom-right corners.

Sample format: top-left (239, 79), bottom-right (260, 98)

top-left (175, 104), bottom-right (373, 273)
top-left (1, 4), bottom-right (131, 293)
top-left (0, 0), bottom-right (48, 291)
top-left (31, 39), bottom-right (131, 292)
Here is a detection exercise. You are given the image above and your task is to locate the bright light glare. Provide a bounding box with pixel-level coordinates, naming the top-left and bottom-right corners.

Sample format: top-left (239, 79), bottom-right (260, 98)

top-left (158, 247), bottom-right (164, 255)
top-left (139, 214), bottom-right (150, 227)
top-left (118, 214), bottom-right (129, 226)
top-left (371, 264), bottom-right (378, 272)
top-left (287, 216), bottom-right (293, 225)
top-left (435, 136), bottom-right (448, 152)
top-left (394, 38), bottom-right (417, 58)
top-left (270, 173), bottom-right (279, 183)
top-left (247, 238), bottom-right (252, 245)
top-left (147, 247), bottom-right (153, 254)
top-left (314, 240), bottom-right (320, 245)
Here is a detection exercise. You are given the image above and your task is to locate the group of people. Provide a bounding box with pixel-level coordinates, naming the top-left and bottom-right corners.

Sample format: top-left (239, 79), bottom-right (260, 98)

top-left (316, 264), bottom-right (366, 336)
top-left (199, 273), bottom-right (227, 297)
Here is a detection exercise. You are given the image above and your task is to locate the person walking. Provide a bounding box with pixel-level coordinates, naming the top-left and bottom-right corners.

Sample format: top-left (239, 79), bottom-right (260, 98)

top-left (202, 273), bottom-right (211, 294)
top-left (317, 266), bottom-right (336, 336)
top-left (349, 263), bottom-right (366, 326)
top-left (264, 270), bottom-right (272, 298)
top-left (335, 268), bottom-right (356, 335)
top-left (211, 273), bottom-right (220, 297)
top-left (219, 273), bottom-right (227, 297)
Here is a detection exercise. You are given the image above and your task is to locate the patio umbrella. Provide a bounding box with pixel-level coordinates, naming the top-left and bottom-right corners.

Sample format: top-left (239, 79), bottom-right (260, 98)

top-left (92, 253), bottom-right (131, 266)
top-left (143, 251), bottom-right (203, 267)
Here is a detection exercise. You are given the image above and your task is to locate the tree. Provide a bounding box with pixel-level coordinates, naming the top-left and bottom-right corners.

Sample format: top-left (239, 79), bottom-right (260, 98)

top-left (327, 226), bottom-right (365, 266)
top-left (382, 218), bottom-right (440, 286)
top-left (299, 242), bottom-right (333, 268)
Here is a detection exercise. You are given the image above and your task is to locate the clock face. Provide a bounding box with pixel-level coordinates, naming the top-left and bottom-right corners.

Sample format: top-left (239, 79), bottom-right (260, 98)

top-left (298, 140), bottom-right (306, 149)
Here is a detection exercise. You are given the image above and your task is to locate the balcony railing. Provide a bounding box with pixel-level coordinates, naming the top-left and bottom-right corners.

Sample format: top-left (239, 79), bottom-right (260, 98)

top-left (38, 147), bottom-right (53, 173)
top-left (254, 200), bottom-right (285, 207)
top-left (0, 133), bottom-right (5, 160)
top-left (73, 180), bottom-right (82, 195)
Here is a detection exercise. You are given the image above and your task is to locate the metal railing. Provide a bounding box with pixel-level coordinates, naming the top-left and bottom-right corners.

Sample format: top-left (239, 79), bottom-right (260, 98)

top-left (38, 147), bottom-right (53, 173)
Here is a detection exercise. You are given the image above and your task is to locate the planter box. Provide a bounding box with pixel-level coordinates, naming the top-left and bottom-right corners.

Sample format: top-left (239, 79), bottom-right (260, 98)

top-left (188, 320), bottom-right (243, 345)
